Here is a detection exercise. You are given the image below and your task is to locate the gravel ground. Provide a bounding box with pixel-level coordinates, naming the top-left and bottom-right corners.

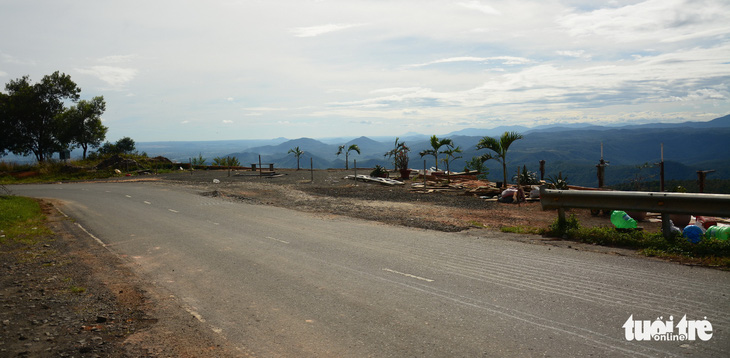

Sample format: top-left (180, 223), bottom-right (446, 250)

top-left (156, 168), bottom-right (660, 233)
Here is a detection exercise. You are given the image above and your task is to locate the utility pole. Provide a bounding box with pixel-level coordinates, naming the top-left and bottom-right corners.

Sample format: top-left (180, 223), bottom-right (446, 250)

top-left (659, 143), bottom-right (665, 192)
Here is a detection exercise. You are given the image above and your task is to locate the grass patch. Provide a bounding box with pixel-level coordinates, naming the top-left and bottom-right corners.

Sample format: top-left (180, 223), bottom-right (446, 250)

top-left (69, 285), bottom-right (87, 294)
top-left (468, 220), bottom-right (486, 228)
top-left (0, 154), bottom-right (178, 185)
top-left (0, 160), bottom-right (117, 184)
top-left (546, 214), bottom-right (730, 268)
top-left (0, 195), bottom-right (52, 245)
top-left (500, 225), bottom-right (544, 235)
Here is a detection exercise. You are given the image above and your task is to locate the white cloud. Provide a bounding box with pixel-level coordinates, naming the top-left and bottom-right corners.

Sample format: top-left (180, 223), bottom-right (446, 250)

top-left (290, 23), bottom-right (364, 37)
top-left (1, 0), bottom-right (727, 141)
top-left (1, 53), bottom-right (36, 66)
top-left (557, 0), bottom-right (730, 44)
top-left (75, 66), bottom-right (138, 88)
top-left (458, 1), bottom-right (501, 15)
top-left (556, 50), bottom-right (592, 60)
top-left (97, 54), bottom-right (138, 64)
top-left (222, 120), bottom-right (233, 124)
top-left (408, 56), bottom-right (533, 68)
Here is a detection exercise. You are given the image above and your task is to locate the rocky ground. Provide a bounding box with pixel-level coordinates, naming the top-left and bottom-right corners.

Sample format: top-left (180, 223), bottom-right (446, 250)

top-left (2, 168), bottom-right (664, 357)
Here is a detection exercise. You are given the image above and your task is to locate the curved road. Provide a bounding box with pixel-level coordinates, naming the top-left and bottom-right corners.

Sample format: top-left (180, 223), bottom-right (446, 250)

top-left (10, 182), bottom-right (730, 357)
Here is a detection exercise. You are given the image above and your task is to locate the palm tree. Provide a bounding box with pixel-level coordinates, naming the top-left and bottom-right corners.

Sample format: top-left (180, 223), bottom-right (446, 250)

top-left (419, 135), bottom-right (453, 171)
top-left (287, 146), bottom-right (304, 170)
top-left (441, 146), bottom-right (462, 183)
top-left (336, 144), bottom-right (361, 170)
top-left (384, 137), bottom-right (405, 171)
top-left (476, 131), bottom-right (524, 188)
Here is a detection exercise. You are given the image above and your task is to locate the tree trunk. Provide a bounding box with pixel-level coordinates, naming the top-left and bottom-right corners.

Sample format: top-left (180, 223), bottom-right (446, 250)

top-left (502, 161), bottom-right (507, 189)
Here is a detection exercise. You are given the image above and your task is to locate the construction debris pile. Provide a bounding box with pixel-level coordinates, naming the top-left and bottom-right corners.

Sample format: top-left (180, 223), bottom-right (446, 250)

top-left (345, 169), bottom-right (541, 203)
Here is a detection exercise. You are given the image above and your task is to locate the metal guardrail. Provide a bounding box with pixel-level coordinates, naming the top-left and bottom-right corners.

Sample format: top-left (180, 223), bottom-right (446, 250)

top-left (539, 186), bottom-right (730, 237)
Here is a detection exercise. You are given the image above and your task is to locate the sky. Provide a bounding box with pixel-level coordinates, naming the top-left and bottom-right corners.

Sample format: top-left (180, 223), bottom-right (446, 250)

top-left (1, 0), bottom-right (729, 142)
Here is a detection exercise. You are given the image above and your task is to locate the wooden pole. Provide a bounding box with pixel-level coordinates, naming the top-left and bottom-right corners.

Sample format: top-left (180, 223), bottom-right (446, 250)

top-left (310, 157), bottom-right (313, 183)
top-left (697, 170), bottom-right (714, 193)
top-left (539, 160), bottom-right (545, 181)
top-left (354, 159), bottom-right (357, 179)
top-left (258, 155), bottom-right (262, 177)
top-left (423, 160), bottom-right (427, 188)
top-left (659, 143), bottom-right (665, 192)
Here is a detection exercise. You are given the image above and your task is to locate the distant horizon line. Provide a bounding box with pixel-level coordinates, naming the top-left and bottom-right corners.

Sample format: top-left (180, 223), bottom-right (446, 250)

top-left (135, 115), bottom-right (728, 144)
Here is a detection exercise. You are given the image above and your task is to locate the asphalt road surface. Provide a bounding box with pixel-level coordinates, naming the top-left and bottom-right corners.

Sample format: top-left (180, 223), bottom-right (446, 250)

top-left (10, 182), bottom-right (730, 357)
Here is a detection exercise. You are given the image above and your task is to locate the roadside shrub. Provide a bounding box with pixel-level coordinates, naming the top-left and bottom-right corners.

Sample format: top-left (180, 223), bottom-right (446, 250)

top-left (547, 214), bottom-right (580, 237)
top-left (370, 165), bottom-right (387, 177)
top-left (546, 172), bottom-right (569, 190)
top-left (513, 165), bottom-right (539, 185)
top-left (191, 153), bottom-right (207, 166)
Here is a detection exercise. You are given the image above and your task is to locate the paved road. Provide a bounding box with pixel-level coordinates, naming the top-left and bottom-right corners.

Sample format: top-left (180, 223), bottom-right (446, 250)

top-left (10, 182), bottom-right (730, 357)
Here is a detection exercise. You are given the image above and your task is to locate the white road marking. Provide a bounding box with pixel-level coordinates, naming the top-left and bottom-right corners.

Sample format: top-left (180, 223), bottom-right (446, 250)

top-left (143, 201), bottom-right (151, 205)
top-left (168, 209), bottom-right (179, 213)
top-left (382, 268), bottom-right (434, 282)
top-left (125, 195), bottom-right (132, 198)
top-left (266, 236), bottom-right (290, 244)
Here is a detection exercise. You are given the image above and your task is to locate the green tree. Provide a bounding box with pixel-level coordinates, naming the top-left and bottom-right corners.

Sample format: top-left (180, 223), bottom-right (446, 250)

top-left (212, 156), bottom-right (240, 167)
top-left (288, 146), bottom-right (304, 170)
top-left (464, 156), bottom-right (488, 176)
top-left (476, 131), bottom-right (524, 188)
top-left (2, 72), bottom-right (81, 161)
top-left (98, 137), bottom-right (136, 155)
top-left (419, 135), bottom-right (453, 171)
top-left (0, 92), bottom-right (11, 157)
top-left (384, 137), bottom-right (405, 171)
top-left (58, 96), bottom-right (108, 159)
top-left (441, 146), bottom-right (462, 173)
top-left (115, 137), bottom-right (135, 154)
top-left (191, 153), bottom-right (207, 166)
top-left (336, 144), bottom-right (360, 170)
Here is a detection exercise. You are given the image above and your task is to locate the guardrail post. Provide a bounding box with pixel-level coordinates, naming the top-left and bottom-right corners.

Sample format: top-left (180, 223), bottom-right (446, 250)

top-left (558, 207), bottom-right (566, 225)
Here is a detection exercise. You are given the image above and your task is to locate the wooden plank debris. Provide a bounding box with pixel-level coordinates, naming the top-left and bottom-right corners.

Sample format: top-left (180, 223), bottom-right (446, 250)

top-left (344, 174), bottom-right (405, 186)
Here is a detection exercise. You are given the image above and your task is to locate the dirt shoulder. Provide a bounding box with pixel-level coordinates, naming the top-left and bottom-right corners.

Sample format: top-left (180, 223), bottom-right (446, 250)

top-left (0, 199), bottom-right (244, 357)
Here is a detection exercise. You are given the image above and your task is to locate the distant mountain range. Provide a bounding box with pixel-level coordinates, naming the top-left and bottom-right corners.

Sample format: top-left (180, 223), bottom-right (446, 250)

top-left (5, 115), bottom-right (729, 187)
